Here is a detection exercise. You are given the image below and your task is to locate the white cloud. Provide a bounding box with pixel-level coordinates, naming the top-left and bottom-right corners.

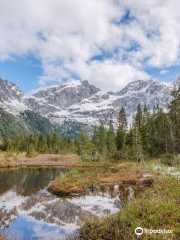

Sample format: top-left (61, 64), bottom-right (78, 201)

top-left (160, 70), bottom-right (169, 75)
top-left (0, 0), bottom-right (180, 90)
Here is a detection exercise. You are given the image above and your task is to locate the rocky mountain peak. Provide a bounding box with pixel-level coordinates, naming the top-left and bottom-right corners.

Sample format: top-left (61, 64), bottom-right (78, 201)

top-left (0, 76), bottom-right (178, 126)
top-left (0, 77), bottom-right (23, 102)
top-left (173, 75), bottom-right (180, 88)
top-left (116, 79), bottom-right (158, 96)
top-left (24, 80), bottom-right (101, 115)
top-left (0, 77), bottom-right (26, 115)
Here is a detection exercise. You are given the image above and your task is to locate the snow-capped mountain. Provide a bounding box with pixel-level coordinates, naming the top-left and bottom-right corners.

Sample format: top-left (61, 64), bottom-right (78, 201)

top-left (24, 80), bottom-right (100, 117)
top-left (0, 77), bottom-right (26, 114)
top-left (0, 77), bottom-right (177, 127)
top-left (25, 79), bottom-right (173, 126)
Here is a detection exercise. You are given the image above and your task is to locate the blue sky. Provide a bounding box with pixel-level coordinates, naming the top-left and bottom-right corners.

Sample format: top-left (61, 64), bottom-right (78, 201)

top-left (0, 56), bottom-right (42, 93)
top-left (0, 0), bottom-right (180, 92)
top-left (1, 56), bottom-right (179, 93)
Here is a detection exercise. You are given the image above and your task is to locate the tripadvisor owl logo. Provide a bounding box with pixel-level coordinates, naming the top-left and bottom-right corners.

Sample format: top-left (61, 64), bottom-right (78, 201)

top-left (135, 227), bottom-right (143, 235)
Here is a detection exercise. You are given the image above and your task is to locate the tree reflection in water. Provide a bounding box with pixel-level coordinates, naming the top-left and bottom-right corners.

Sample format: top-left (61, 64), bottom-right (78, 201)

top-left (0, 168), bottom-right (142, 239)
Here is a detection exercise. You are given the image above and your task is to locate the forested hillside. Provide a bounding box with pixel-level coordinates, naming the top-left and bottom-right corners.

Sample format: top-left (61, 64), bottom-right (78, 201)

top-left (1, 85), bottom-right (180, 164)
top-left (0, 108), bottom-right (63, 138)
top-left (20, 110), bottom-right (62, 136)
top-left (0, 108), bottom-right (30, 137)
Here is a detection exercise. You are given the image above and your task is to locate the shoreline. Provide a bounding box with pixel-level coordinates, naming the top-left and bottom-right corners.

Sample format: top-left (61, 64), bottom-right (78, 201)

top-left (0, 153), bottom-right (80, 169)
top-left (48, 164), bottom-right (154, 196)
top-left (0, 158), bottom-right (179, 239)
top-left (0, 153), bottom-right (133, 169)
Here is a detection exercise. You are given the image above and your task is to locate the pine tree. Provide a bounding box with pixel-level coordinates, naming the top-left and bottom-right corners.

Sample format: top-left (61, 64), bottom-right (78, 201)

top-left (98, 123), bottom-right (106, 153)
top-left (92, 126), bottom-right (98, 149)
top-left (168, 85), bottom-right (180, 154)
top-left (133, 123), bottom-right (144, 162)
top-left (141, 105), bottom-right (150, 153)
top-left (78, 127), bottom-right (89, 155)
top-left (125, 127), bottom-right (133, 147)
top-left (154, 107), bottom-right (171, 154)
top-left (135, 103), bottom-right (143, 131)
top-left (116, 107), bottom-right (127, 150)
top-left (37, 133), bottom-right (47, 153)
top-left (26, 134), bottom-right (37, 157)
top-left (1, 137), bottom-right (11, 151)
top-left (118, 107), bottom-right (127, 129)
top-left (47, 134), bottom-right (52, 153)
top-left (107, 120), bottom-right (116, 153)
top-left (51, 133), bottom-right (60, 153)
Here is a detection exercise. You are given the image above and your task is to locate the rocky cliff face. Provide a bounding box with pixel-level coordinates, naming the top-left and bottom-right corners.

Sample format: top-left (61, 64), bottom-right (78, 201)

top-left (0, 78), bottom-right (23, 102)
top-left (0, 76), bottom-right (177, 127)
top-left (0, 78), bottom-right (26, 114)
top-left (112, 79), bottom-right (172, 118)
top-left (24, 80), bottom-right (100, 116)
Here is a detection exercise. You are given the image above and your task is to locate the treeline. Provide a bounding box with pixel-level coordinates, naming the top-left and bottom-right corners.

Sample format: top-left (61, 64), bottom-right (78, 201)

top-left (1, 86), bottom-right (180, 161)
top-left (0, 108), bottom-right (63, 138)
top-left (77, 85), bottom-right (180, 162)
top-left (0, 134), bottom-right (75, 157)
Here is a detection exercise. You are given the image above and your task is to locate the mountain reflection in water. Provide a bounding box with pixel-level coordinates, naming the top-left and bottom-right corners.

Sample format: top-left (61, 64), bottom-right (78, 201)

top-left (0, 167), bottom-right (142, 239)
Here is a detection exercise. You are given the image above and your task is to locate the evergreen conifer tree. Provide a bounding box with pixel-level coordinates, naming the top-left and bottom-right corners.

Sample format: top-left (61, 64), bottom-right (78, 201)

top-left (92, 126), bottom-right (99, 149)
top-left (107, 120), bottom-right (116, 153)
top-left (135, 103), bottom-right (143, 131)
top-left (98, 123), bottom-right (106, 153)
top-left (168, 85), bottom-right (180, 154)
top-left (78, 127), bottom-right (89, 155)
top-left (133, 123), bottom-right (144, 162)
top-left (37, 133), bottom-right (47, 153)
top-left (116, 107), bottom-right (127, 150)
top-left (51, 133), bottom-right (60, 153)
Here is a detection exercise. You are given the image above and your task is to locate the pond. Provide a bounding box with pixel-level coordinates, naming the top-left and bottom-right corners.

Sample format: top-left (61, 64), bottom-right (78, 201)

top-left (0, 167), bottom-right (143, 240)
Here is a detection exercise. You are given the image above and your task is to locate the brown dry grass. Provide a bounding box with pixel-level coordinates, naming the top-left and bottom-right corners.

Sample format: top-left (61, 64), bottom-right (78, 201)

top-left (0, 152), bottom-right (129, 169)
top-left (0, 235), bottom-right (6, 240)
top-left (0, 152), bottom-right (80, 168)
top-left (48, 165), bottom-right (153, 196)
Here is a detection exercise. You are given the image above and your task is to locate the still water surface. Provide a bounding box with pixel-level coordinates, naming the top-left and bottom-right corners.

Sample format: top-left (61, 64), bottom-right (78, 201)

top-left (0, 167), bottom-right (142, 239)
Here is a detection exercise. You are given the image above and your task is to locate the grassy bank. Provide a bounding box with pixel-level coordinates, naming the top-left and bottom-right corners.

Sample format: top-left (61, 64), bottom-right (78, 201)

top-left (0, 152), bottom-right (81, 168)
top-left (0, 152), bottom-right (135, 169)
top-left (48, 162), bottom-right (153, 196)
top-left (72, 166), bottom-right (180, 240)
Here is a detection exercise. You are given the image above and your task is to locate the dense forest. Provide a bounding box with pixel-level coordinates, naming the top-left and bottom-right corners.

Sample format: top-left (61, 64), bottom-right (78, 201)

top-left (0, 109), bottom-right (82, 139)
top-left (0, 109), bottom-right (62, 137)
top-left (1, 85), bottom-right (180, 162)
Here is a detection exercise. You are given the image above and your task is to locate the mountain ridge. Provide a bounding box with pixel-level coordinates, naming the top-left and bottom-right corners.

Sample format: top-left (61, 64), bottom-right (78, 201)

top-left (0, 76), bottom-right (178, 128)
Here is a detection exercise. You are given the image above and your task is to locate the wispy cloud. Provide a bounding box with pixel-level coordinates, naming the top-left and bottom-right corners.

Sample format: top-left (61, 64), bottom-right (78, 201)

top-left (160, 70), bottom-right (169, 75)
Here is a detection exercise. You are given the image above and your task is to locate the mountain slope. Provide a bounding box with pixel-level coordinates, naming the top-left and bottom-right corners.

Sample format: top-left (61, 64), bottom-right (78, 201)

top-left (0, 76), bottom-right (178, 130)
top-left (24, 79), bottom-right (173, 126)
top-left (0, 108), bottom-right (65, 138)
top-left (0, 77), bottom-right (26, 115)
top-left (24, 80), bottom-right (100, 116)
top-left (0, 107), bottom-right (30, 137)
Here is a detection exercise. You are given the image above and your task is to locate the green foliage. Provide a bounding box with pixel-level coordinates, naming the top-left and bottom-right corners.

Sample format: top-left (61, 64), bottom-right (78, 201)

top-left (168, 85), bottom-right (180, 154)
top-left (116, 107), bottom-right (127, 150)
top-left (20, 110), bottom-right (62, 136)
top-left (107, 120), bottom-right (116, 153)
top-left (26, 147), bottom-right (38, 158)
top-left (77, 175), bottom-right (180, 240)
top-left (0, 108), bottom-right (30, 138)
top-left (77, 128), bottom-right (89, 155)
top-left (37, 133), bottom-right (47, 153)
top-left (98, 123), bottom-right (107, 154)
top-left (0, 108), bottom-right (64, 138)
top-left (1, 87), bottom-right (180, 163)
top-left (135, 103), bottom-right (143, 131)
top-left (132, 123), bottom-right (144, 162)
